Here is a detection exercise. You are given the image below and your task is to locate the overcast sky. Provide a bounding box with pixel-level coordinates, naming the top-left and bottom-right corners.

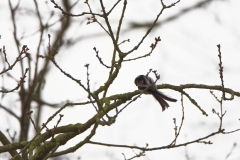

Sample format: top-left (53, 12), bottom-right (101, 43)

top-left (0, 0), bottom-right (240, 160)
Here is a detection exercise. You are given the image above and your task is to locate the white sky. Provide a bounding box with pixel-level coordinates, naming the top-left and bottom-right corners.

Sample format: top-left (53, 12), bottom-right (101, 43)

top-left (0, 0), bottom-right (240, 160)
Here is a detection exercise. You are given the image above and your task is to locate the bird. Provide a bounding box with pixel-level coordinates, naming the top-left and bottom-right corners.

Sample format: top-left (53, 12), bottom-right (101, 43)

top-left (134, 75), bottom-right (177, 111)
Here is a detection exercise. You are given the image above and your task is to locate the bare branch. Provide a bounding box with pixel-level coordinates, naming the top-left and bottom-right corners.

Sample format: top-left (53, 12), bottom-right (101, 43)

top-left (0, 67), bottom-right (29, 93)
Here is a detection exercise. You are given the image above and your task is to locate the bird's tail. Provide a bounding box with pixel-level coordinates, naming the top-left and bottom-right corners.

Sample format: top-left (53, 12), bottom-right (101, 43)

top-left (152, 90), bottom-right (177, 111)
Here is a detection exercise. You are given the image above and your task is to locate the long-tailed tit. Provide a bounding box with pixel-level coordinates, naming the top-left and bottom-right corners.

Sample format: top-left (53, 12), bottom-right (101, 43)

top-left (134, 75), bottom-right (177, 111)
